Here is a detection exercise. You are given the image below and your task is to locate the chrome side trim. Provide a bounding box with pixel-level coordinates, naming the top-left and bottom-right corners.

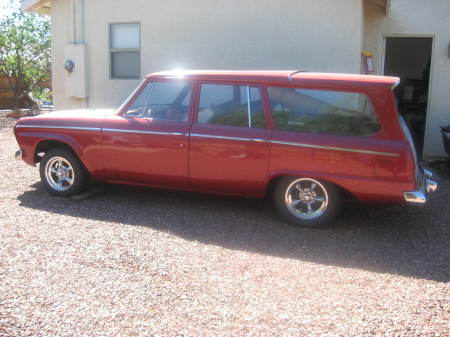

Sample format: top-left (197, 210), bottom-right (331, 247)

top-left (102, 128), bottom-right (186, 136)
top-left (16, 124), bottom-right (187, 136)
top-left (250, 138), bottom-right (267, 143)
top-left (271, 140), bottom-right (399, 157)
top-left (15, 125), bottom-right (101, 131)
top-left (190, 133), bottom-right (267, 143)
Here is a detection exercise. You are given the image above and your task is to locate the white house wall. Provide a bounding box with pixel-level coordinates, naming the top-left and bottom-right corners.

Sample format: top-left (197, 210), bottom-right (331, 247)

top-left (364, 0), bottom-right (450, 157)
top-left (50, 0), bottom-right (364, 110)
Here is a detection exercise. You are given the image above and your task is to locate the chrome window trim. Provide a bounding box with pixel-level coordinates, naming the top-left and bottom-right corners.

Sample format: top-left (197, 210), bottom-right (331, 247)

top-left (190, 133), bottom-right (267, 143)
top-left (246, 86), bottom-right (252, 128)
top-left (102, 128), bottom-right (186, 136)
top-left (142, 81), bottom-right (155, 117)
top-left (271, 140), bottom-right (399, 157)
top-left (15, 125), bottom-right (101, 131)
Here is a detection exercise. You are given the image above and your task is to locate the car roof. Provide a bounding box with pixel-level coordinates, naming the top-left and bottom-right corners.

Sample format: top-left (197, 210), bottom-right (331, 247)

top-left (146, 70), bottom-right (400, 88)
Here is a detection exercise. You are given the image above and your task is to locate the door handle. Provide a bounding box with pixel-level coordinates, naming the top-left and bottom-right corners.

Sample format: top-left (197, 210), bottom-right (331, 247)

top-left (250, 138), bottom-right (267, 143)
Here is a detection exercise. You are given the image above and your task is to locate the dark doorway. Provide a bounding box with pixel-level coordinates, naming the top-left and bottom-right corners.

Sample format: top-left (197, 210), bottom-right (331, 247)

top-left (384, 37), bottom-right (433, 158)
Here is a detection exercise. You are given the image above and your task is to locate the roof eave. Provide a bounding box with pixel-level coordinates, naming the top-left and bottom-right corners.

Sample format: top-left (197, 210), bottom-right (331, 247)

top-left (367, 0), bottom-right (390, 15)
top-left (21, 0), bottom-right (51, 15)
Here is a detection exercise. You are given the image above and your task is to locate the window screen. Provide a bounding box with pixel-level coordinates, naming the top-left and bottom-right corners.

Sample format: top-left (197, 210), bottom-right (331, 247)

top-left (268, 87), bottom-right (380, 136)
top-left (198, 84), bottom-right (265, 128)
top-left (110, 23), bottom-right (140, 79)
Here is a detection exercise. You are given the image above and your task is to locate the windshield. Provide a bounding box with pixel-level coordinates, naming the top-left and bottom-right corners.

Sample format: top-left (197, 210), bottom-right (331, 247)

top-left (115, 80), bottom-right (147, 114)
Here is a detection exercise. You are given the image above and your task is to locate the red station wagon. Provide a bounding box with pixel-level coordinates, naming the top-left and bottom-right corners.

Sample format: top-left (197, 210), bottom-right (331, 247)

top-left (14, 70), bottom-right (438, 227)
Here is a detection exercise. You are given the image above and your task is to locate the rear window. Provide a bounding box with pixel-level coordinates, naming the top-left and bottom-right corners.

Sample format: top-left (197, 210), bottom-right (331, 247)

top-left (268, 87), bottom-right (381, 136)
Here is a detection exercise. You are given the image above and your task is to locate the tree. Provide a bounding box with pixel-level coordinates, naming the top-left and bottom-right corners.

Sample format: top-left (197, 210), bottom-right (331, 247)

top-left (0, 0), bottom-right (51, 109)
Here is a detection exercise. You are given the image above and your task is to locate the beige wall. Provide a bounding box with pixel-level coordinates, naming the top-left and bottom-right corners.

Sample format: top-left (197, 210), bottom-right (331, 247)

top-left (364, 0), bottom-right (450, 157)
top-left (51, 0), bottom-right (87, 109)
top-left (51, 0), bottom-right (364, 110)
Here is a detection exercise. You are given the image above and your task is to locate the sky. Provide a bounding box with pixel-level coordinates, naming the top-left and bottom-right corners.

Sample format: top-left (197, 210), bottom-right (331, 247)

top-left (0, 0), bottom-right (21, 19)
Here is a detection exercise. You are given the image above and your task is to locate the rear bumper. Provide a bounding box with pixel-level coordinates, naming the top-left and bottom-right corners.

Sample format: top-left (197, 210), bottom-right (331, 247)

top-left (404, 168), bottom-right (438, 204)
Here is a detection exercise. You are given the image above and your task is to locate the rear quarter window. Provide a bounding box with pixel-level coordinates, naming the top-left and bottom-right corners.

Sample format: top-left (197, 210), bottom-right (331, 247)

top-left (268, 87), bottom-right (381, 136)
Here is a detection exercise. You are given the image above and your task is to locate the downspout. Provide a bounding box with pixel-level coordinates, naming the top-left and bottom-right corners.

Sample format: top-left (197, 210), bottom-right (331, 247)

top-left (70, 0), bottom-right (76, 43)
top-left (70, 0), bottom-right (85, 43)
top-left (78, 0), bottom-right (89, 108)
top-left (80, 0), bottom-right (89, 107)
top-left (80, 0), bottom-right (85, 43)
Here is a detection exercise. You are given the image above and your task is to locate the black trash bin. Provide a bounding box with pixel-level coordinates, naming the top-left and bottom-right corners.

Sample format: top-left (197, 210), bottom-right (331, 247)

top-left (441, 125), bottom-right (450, 156)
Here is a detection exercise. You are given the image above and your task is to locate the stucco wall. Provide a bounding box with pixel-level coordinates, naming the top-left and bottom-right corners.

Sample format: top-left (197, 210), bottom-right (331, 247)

top-left (50, 0), bottom-right (364, 110)
top-left (364, 0), bottom-right (450, 157)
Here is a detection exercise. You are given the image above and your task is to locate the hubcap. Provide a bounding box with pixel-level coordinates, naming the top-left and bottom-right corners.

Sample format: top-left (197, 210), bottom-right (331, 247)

top-left (45, 156), bottom-right (75, 192)
top-left (284, 178), bottom-right (329, 220)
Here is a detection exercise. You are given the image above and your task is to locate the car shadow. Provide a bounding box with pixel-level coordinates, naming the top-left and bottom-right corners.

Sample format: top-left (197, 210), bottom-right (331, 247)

top-left (17, 178), bottom-right (450, 283)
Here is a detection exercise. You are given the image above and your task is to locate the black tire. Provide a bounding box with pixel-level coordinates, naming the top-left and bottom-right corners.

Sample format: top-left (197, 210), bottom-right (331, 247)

top-left (39, 147), bottom-right (90, 196)
top-left (273, 176), bottom-right (341, 228)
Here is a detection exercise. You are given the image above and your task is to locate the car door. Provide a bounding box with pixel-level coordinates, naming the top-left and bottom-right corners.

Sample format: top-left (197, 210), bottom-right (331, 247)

top-left (101, 79), bottom-right (194, 188)
top-left (189, 83), bottom-right (271, 196)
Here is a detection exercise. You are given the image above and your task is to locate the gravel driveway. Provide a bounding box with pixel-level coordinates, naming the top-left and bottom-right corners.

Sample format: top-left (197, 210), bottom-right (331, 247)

top-left (1, 116), bottom-right (449, 337)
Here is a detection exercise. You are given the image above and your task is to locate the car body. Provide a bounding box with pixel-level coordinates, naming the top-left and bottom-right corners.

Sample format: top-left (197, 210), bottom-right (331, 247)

top-left (14, 70), bottom-right (438, 227)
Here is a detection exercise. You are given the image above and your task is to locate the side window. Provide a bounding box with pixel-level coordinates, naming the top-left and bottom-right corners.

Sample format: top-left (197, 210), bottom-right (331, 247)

top-left (268, 87), bottom-right (381, 136)
top-left (126, 81), bottom-right (192, 121)
top-left (198, 84), bottom-right (266, 128)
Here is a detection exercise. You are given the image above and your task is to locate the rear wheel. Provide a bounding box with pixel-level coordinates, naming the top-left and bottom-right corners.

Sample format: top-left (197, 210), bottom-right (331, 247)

top-left (273, 177), bottom-right (341, 228)
top-left (39, 148), bottom-right (89, 196)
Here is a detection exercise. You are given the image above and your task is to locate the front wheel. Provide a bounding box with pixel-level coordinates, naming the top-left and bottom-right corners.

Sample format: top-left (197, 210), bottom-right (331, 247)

top-left (39, 148), bottom-right (89, 196)
top-left (273, 177), bottom-right (341, 228)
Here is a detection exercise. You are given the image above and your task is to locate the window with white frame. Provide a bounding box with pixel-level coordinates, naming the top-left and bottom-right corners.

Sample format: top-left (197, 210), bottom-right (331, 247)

top-left (110, 23), bottom-right (140, 79)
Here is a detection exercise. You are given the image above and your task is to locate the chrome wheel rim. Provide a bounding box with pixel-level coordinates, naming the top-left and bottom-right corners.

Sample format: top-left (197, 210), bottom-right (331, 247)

top-left (45, 156), bottom-right (75, 192)
top-left (284, 178), bottom-right (328, 220)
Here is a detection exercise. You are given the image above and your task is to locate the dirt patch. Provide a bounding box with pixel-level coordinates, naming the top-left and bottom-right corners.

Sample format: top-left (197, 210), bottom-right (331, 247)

top-left (1, 116), bottom-right (449, 337)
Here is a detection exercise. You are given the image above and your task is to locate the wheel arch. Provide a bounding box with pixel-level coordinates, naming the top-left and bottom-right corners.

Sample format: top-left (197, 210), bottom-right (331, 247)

top-left (265, 171), bottom-right (355, 200)
top-left (34, 138), bottom-right (88, 172)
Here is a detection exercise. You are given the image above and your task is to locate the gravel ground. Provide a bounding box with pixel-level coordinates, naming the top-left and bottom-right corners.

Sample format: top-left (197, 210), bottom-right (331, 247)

top-left (1, 115), bottom-right (449, 337)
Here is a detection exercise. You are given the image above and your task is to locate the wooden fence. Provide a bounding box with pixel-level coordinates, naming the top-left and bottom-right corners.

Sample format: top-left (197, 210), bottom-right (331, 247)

top-left (0, 76), bottom-right (51, 110)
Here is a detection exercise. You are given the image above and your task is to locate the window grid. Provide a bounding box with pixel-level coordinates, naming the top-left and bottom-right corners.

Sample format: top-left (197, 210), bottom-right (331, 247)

top-left (109, 22), bottom-right (141, 79)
